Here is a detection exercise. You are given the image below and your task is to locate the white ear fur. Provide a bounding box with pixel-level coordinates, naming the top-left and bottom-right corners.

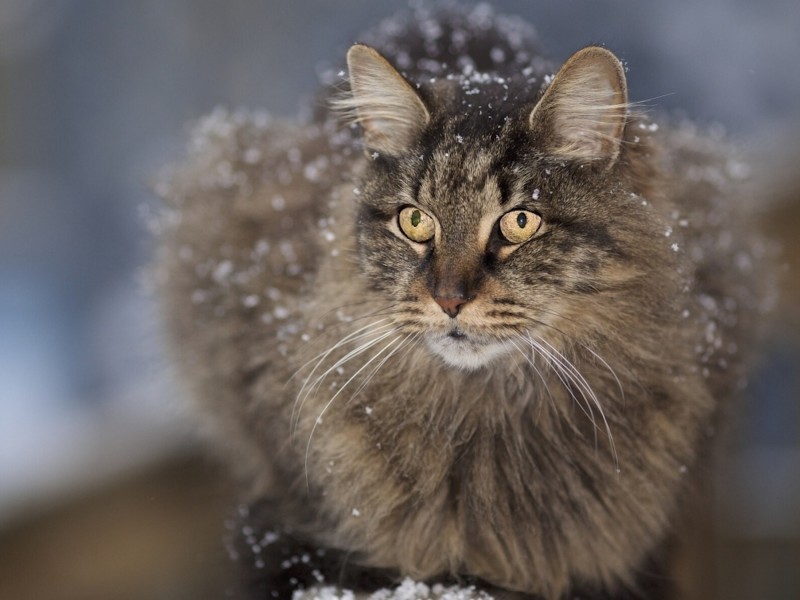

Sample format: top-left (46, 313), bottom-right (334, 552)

top-left (335, 44), bottom-right (430, 156)
top-left (529, 46), bottom-right (628, 164)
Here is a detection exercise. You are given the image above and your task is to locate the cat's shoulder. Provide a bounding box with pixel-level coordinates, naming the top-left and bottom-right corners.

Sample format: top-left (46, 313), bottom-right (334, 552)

top-left (157, 108), bottom-right (349, 224)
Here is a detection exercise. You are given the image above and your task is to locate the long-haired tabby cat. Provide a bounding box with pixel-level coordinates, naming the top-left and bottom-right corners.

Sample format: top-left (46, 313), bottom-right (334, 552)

top-left (156, 4), bottom-right (770, 599)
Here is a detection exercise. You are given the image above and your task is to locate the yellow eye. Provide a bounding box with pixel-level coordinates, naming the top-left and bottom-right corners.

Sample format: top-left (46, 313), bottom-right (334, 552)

top-left (498, 210), bottom-right (541, 244)
top-left (398, 206), bottom-right (435, 242)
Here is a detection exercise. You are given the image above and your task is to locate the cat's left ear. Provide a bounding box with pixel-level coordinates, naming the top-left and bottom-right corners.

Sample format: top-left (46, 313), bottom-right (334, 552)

top-left (338, 44), bottom-right (430, 157)
top-left (529, 46), bottom-right (628, 165)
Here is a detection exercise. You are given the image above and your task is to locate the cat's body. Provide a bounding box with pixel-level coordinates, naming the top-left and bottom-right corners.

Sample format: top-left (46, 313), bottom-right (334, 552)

top-left (156, 5), bottom-right (768, 599)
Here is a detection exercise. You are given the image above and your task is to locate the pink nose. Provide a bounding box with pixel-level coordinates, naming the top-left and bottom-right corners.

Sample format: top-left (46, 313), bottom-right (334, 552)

top-left (434, 295), bottom-right (468, 318)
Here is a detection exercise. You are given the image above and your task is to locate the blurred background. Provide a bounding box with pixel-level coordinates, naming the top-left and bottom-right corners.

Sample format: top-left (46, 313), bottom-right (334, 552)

top-left (0, 1), bottom-right (798, 598)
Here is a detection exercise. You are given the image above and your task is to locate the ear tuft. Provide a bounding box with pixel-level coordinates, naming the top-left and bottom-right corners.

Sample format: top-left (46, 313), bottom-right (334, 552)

top-left (334, 44), bottom-right (430, 157)
top-left (529, 46), bottom-right (628, 164)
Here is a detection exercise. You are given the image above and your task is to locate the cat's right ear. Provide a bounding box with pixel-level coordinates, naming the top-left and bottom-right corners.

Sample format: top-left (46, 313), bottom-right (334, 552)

top-left (528, 46), bottom-right (628, 166)
top-left (335, 44), bottom-right (430, 157)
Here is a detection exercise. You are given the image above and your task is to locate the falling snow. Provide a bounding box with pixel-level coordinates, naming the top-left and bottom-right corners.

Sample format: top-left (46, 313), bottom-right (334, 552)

top-left (152, 6), bottom-right (778, 600)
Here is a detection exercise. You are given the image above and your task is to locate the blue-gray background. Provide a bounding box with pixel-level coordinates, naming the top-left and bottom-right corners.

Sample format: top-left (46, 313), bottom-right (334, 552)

top-left (1, 1), bottom-right (798, 598)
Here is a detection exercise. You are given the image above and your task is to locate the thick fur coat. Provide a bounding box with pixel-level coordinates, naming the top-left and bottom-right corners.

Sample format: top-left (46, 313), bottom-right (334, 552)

top-left (155, 5), bottom-right (769, 599)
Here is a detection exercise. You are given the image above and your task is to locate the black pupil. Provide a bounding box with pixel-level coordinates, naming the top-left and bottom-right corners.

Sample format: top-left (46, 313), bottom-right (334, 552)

top-left (516, 212), bottom-right (527, 228)
top-left (411, 210), bottom-right (421, 227)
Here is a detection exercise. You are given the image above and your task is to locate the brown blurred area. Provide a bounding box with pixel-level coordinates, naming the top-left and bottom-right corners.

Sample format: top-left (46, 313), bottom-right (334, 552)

top-left (0, 456), bottom-right (236, 600)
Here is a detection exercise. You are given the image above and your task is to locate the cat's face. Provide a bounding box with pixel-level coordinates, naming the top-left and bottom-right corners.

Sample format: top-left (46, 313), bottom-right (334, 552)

top-left (343, 45), bottom-right (638, 370)
top-left (356, 123), bottom-right (633, 370)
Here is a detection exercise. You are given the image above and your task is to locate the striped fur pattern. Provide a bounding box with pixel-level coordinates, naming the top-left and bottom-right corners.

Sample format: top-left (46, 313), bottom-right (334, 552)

top-left (155, 4), bottom-right (771, 599)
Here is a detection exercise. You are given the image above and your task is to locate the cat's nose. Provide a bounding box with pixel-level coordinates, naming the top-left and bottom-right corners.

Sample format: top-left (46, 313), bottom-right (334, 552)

top-left (434, 295), bottom-right (469, 318)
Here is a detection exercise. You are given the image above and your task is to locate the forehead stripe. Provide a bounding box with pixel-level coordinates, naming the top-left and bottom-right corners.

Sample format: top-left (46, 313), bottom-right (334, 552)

top-left (496, 173), bottom-right (512, 206)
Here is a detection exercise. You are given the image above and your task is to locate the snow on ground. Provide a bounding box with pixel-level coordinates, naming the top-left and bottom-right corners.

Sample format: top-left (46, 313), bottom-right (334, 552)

top-left (293, 578), bottom-right (494, 600)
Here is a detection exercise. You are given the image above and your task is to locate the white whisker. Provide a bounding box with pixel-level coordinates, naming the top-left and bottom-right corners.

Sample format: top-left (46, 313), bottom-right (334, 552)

top-left (289, 318), bottom-right (393, 385)
top-left (522, 314), bottom-right (627, 408)
top-left (523, 333), bottom-right (599, 442)
top-left (304, 334), bottom-right (403, 488)
top-left (349, 333), bottom-right (417, 401)
top-left (507, 337), bottom-right (556, 409)
top-left (580, 344), bottom-right (627, 405)
top-left (528, 332), bottom-right (621, 472)
top-left (291, 323), bottom-right (397, 435)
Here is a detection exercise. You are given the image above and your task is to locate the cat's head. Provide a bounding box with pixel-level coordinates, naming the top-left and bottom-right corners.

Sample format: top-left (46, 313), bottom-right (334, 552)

top-left (336, 44), bottom-right (670, 370)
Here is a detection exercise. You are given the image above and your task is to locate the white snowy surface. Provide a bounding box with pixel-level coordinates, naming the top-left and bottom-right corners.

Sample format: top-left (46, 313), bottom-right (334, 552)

top-left (293, 578), bottom-right (494, 600)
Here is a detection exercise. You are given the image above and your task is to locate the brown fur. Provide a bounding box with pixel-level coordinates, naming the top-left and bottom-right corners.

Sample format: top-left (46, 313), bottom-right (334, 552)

top-left (154, 6), bottom-right (770, 599)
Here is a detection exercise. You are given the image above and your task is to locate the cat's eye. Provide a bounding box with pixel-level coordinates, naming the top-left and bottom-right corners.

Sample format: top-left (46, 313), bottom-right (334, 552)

top-left (398, 206), bottom-right (435, 243)
top-left (498, 210), bottom-right (542, 244)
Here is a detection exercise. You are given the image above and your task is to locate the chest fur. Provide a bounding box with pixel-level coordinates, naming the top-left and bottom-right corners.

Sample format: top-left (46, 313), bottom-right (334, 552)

top-left (299, 363), bottom-right (697, 596)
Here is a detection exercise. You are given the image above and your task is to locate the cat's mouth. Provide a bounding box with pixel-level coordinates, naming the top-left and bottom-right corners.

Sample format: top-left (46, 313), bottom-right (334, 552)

top-left (426, 326), bottom-right (511, 370)
top-left (447, 328), bottom-right (468, 340)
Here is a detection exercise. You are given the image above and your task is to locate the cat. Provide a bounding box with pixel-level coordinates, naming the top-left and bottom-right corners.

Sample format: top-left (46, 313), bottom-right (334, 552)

top-left (154, 4), bottom-right (771, 599)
